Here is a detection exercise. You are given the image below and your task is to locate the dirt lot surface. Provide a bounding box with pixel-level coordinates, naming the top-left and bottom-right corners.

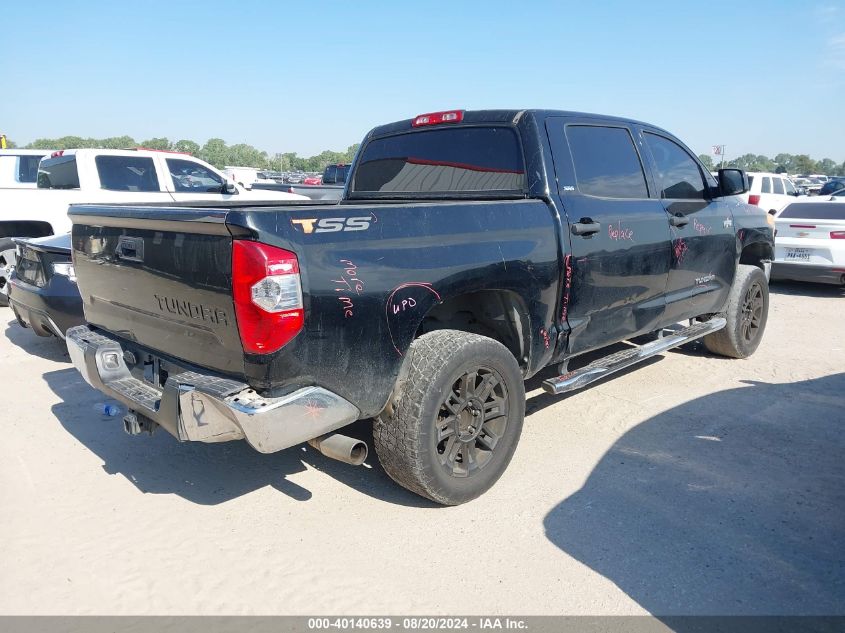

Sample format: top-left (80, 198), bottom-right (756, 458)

top-left (1, 281), bottom-right (843, 616)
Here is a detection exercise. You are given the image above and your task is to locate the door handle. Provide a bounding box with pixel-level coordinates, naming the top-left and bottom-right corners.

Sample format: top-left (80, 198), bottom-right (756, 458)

top-left (571, 219), bottom-right (601, 236)
top-left (668, 214), bottom-right (689, 228)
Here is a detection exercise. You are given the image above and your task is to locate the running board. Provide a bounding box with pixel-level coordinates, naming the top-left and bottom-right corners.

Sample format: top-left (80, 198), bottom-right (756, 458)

top-left (542, 317), bottom-right (726, 395)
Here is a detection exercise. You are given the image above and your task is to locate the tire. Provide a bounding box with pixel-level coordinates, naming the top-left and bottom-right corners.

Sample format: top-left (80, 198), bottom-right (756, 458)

top-left (703, 264), bottom-right (769, 359)
top-left (0, 237), bottom-right (17, 307)
top-left (374, 330), bottom-right (525, 505)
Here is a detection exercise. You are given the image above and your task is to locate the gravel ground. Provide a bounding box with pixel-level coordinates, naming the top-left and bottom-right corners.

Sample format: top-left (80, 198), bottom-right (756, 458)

top-left (1, 280), bottom-right (843, 616)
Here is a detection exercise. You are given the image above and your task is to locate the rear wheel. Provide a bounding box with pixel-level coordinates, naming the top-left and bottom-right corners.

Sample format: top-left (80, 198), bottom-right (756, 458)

top-left (0, 238), bottom-right (17, 307)
top-left (374, 330), bottom-right (525, 505)
top-left (703, 264), bottom-right (769, 359)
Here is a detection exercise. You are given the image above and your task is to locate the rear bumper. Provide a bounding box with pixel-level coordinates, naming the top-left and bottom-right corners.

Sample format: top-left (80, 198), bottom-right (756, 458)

top-left (66, 325), bottom-right (360, 453)
top-left (771, 262), bottom-right (845, 285)
top-left (8, 274), bottom-right (85, 338)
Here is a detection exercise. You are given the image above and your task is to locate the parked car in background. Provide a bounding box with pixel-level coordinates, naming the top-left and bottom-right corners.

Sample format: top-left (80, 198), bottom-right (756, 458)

top-left (0, 149), bottom-right (53, 189)
top-left (322, 163), bottom-right (351, 184)
top-left (285, 172), bottom-right (305, 184)
top-left (791, 177), bottom-right (813, 196)
top-left (742, 172), bottom-right (802, 216)
top-left (6, 233), bottom-right (84, 337)
top-left (772, 200), bottom-right (845, 285)
top-left (819, 178), bottom-right (845, 197)
top-left (0, 148), bottom-right (307, 304)
top-left (222, 166), bottom-right (277, 188)
top-left (303, 175), bottom-right (322, 185)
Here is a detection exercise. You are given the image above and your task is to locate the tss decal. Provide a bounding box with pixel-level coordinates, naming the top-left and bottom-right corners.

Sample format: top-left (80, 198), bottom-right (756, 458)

top-left (291, 217), bottom-right (372, 234)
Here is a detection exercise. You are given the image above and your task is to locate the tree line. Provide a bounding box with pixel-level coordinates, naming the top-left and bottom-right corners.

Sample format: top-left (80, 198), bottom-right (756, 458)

top-left (5, 135), bottom-right (359, 172)
top-left (5, 134), bottom-right (844, 177)
top-left (697, 153), bottom-right (845, 176)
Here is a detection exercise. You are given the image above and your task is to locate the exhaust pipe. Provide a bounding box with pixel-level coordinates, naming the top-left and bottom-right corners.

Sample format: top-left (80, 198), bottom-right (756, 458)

top-left (308, 433), bottom-right (368, 466)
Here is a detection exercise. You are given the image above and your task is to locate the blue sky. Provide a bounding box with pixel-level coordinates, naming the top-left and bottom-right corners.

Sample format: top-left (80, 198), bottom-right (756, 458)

top-left (2, 0), bottom-right (844, 162)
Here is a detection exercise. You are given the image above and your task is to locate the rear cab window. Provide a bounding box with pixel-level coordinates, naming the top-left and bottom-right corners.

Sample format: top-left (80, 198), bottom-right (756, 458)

top-left (37, 155), bottom-right (80, 189)
top-left (96, 156), bottom-right (160, 192)
top-left (350, 126), bottom-right (525, 198)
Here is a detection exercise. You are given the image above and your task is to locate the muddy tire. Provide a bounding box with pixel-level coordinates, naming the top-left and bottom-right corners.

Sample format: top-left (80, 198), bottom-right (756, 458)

top-left (374, 330), bottom-right (525, 505)
top-left (703, 264), bottom-right (769, 359)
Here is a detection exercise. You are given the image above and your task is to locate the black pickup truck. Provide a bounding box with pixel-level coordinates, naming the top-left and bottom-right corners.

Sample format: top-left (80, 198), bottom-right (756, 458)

top-left (65, 109), bottom-right (774, 505)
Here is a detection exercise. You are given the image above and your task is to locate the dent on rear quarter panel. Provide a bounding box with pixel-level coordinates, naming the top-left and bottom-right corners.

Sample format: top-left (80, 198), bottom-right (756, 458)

top-left (240, 200), bottom-right (560, 418)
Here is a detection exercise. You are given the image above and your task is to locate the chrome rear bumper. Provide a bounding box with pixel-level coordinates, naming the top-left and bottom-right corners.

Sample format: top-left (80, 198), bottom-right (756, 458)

top-left (66, 325), bottom-right (360, 453)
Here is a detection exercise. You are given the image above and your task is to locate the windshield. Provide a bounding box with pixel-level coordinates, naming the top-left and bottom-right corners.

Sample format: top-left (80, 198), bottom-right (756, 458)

top-left (351, 126), bottom-right (525, 197)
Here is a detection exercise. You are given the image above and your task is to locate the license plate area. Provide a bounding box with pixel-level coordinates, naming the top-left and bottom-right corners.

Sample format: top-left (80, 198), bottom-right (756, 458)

top-left (785, 248), bottom-right (811, 262)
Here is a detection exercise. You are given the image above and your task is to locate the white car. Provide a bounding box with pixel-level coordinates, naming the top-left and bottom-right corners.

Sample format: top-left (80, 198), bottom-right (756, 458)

top-left (0, 149), bottom-right (53, 189)
top-left (0, 148), bottom-right (307, 302)
top-left (772, 199), bottom-right (845, 285)
top-left (741, 172), bottom-right (803, 216)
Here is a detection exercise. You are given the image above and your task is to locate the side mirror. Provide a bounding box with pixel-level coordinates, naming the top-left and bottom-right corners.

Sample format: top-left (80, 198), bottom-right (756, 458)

top-left (223, 181), bottom-right (238, 195)
top-left (717, 168), bottom-right (748, 196)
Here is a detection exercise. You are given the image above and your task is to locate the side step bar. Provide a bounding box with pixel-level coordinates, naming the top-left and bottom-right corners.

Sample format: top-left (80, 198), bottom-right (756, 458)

top-left (542, 317), bottom-right (727, 395)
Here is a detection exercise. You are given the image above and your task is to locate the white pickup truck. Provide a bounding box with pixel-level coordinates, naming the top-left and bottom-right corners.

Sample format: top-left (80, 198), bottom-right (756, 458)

top-left (0, 148), bottom-right (307, 302)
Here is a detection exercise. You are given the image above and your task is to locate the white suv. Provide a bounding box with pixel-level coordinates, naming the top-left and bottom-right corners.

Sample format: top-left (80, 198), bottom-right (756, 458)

top-left (742, 172), bottom-right (802, 216)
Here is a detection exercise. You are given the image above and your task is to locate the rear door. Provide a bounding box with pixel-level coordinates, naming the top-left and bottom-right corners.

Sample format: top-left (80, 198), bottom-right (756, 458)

top-left (545, 117), bottom-right (672, 354)
top-left (640, 130), bottom-right (735, 322)
top-left (93, 154), bottom-right (173, 203)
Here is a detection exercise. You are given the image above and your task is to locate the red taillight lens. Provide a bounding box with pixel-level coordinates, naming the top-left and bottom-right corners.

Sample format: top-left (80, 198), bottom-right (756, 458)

top-left (831, 231), bottom-right (845, 239)
top-left (412, 110), bottom-right (464, 127)
top-left (748, 194), bottom-right (761, 206)
top-left (232, 240), bottom-right (304, 354)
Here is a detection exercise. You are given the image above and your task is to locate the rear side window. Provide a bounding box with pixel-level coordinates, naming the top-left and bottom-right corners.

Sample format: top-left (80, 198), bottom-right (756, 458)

top-left (748, 175), bottom-right (755, 188)
top-left (37, 155), bottom-right (80, 189)
top-left (565, 126), bottom-right (648, 198)
top-left (761, 177), bottom-right (772, 194)
top-left (166, 158), bottom-right (224, 192)
top-left (17, 155), bottom-right (43, 183)
top-left (644, 133), bottom-right (705, 199)
top-left (352, 126), bottom-right (525, 196)
top-left (773, 178), bottom-right (785, 195)
top-left (96, 156), bottom-right (160, 192)
top-left (779, 203), bottom-right (845, 220)
top-left (784, 179), bottom-right (796, 194)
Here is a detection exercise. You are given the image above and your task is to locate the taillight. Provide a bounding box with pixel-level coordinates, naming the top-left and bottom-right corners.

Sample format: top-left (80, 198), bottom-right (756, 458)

top-left (412, 110), bottom-right (464, 127)
top-left (232, 240), bottom-right (304, 354)
top-left (831, 231), bottom-right (845, 239)
top-left (748, 194), bottom-right (761, 206)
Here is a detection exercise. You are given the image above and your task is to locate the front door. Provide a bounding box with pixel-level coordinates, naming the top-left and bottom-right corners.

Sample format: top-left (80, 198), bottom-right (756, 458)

top-left (640, 131), bottom-right (735, 322)
top-left (546, 117), bottom-right (672, 355)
